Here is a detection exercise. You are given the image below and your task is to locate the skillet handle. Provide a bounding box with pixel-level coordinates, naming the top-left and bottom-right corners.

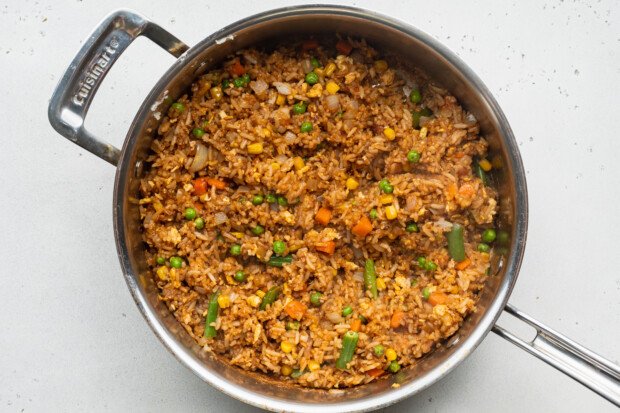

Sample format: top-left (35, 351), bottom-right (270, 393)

top-left (493, 303), bottom-right (620, 406)
top-left (48, 9), bottom-right (188, 166)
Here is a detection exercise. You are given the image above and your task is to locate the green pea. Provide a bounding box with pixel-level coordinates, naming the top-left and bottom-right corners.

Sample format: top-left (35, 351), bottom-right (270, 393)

top-left (310, 291), bottom-right (322, 307)
top-left (482, 228), bottom-right (497, 243)
top-left (184, 207), bottom-right (197, 220)
top-left (234, 270), bottom-right (246, 282)
top-left (369, 208), bottom-right (378, 220)
top-left (273, 240), bottom-right (286, 256)
top-left (311, 57), bottom-right (320, 68)
top-left (497, 230), bottom-right (510, 245)
top-left (194, 217), bottom-right (205, 230)
top-left (373, 345), bottom-right (385, 356)
top-left (170, 256), bottom-right (183, 269)
top-left (422, 287), bottom-right (431, 300)
top-left (156, 257), bottom-right (165, 265)
top-left (406, 222), bottom-right (419, 233)
top-left (293, 102), bottom-right (307, 115)
top-left (241, 73), bottom-right (250, 84)
top-left (277, 196), bottom-right (288, 206)
top-left (286, 320), bottom-right (300, 330)
top-left (409, 88), bottom-right (422, 103)
top-left (477, 243), bottom-right (491, 253)
top-left (192, 128), bottom-right (205, 138)
top-left (252, 195), bottom-right (264, 205)
top-left (230, 244), bottom-right (242, 256)
top-left (233, 77), bottom-right (245, 88)
top-left (342, 306), bottom-right (353, 317)
top-left (300, 121), bottom-right (313, 133)
top-left (410, 278), bottom-right (418, 286)
top-left (388, 361), bottom-right (401, 373)
top-left (305, 71), bottom-right (319, 85)
top-left (425, 261), bottom-right (437, 271)
top-left (266, 194), bottom-right (277, 204)
top-left (407, 150), bottom-right (421, 163)
top-left (171, 102), bottom-right (185, 112)
top-left (417, 257), bottom-right (427, 267)
top-left (420, 107), bottom-right (433, 117)
top-left (378, 179), bottom-right (394, 194)
top-left (251, 225), bottom-right (265, 236)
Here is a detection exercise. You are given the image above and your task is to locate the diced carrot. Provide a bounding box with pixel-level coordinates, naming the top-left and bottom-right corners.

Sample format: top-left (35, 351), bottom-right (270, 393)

top-left (390, 310), bottom-right (405, 328)
top-left (350, 318), bottom-right (362, 332)
top-left (366, 368), bottom-right (385, 378)
top-left (315, 241), bottom-right (336, 255)
top-left (428, 292), bottom-right (448, 306)
top-left (455, 257), bottom-right (471, 270)
top-left (458, 183), bottom-right (475, 198)
top-left (351, 216), bottom-right (373, 237)
top-left (453, 152), bottom-right (465, 159)
top-left (228, 59), bottom-right (245, 76)
top-left (336, 40), bottom-right (353, 55)
top-left (315, 207), bottom-right (332, 225)
top-left (284, 300), bottom-right (307, 321)
top-left (193, 177), bottom-right (209, 195)
top-left (206, 177), bottom-right (227, 190)
top-left (301, 39), bottom-right (319, 51)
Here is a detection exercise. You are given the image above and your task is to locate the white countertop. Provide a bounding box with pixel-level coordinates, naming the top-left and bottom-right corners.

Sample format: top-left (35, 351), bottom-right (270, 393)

top-left (1, 0), bottom-right (618, 411)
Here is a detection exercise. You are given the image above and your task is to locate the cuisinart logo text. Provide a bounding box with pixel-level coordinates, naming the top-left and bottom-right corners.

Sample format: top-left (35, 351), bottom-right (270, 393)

top-left (72, 37), bottom-right (120, 106)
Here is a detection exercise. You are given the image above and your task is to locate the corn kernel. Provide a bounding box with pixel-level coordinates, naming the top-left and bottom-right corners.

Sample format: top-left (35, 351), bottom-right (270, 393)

top-left (293, 156), bottom-right (305, 171)
top-left (276, 94), bottom-right (286, 106)
top-left (376, 278), bottom-right (387, 291)
top-left (324, 62), bottom-right (336, 76)
top-left (345, 177), bottom-right (359, 190)
top-left (325, 81), bottom-right (340, 95)
top-left (281, 365), bottom-right (293, 376)
top-left (281, 341), bottom-right (294, 353)
top-left (383, 127), bottom-right (396, 140)
top-left (478, 158), bottom-right (493, 172)
top-left (270, 162), bottom-right (280, 170)
top-left (232, 232), bottom-right (244, 239)
top-left (374, 60), bottom-right (388, 73)
top-left (210, 86), bottom-right (222, 101)
top-left (306, 83), bottom-right (323, 98)
top-left (386, 348), bottom-right (397, 361)
top-left (384, 205), bottom-right (397, 220)
top-left (262, 127), bottom-right (271, 138)
top-left (156, 266), bottom-right (168, 281)
top-left (256, 290), bottom-right (266, 298)
top-left (308, 361), bottom-right (321, 372)
top-left (379, 194), bottom-right (393, 205)
top-left (247, 143), bottom-right (264, 154)
top-left (419, 127), bottom-right (428, 139)
top-left (217, 295), bottom-right (231, 308)
top-left (247, 295), bottom-right (261, 308)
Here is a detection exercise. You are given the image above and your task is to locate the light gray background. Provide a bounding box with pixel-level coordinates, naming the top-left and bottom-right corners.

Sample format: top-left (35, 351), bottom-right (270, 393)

top-left (0, 0), bottom-right (618, 412)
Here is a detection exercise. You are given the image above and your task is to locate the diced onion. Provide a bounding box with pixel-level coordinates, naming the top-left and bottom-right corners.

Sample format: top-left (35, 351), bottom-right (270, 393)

top-left (326, 312), bottom-right (344, 324)
top-left (189, 142), bottom-right (209, 172)
top-left (301, 59), bottom-right (313, 74)
top-left (284, 131), bottom-right (297, 144)
top-left (250, 79), bottom-right (268, 95)
top-left (273, 82), bottom-right (291, 95)
top-left (214, 212), bottom-right (228, 225)
top-left (325, 95), bottom-right (340, 112)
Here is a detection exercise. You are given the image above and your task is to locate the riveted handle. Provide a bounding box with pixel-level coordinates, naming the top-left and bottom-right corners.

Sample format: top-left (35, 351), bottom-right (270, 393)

top-left (493, 303), bottom-right (620, 406)
top-left (48, 9), bottom-right (189, 165)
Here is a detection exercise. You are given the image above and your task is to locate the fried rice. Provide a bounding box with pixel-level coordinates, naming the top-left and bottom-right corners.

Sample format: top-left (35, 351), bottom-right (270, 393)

top-left (138, 37), bottom-right (498, 389)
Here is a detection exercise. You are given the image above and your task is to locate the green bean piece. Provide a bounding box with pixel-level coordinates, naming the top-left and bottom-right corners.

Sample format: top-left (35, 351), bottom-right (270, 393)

top-left (336, 331), bottom-right (360, 369)
top-left (475, 163), bottom-right (489, 186)
top-left (267, 255), bottom-right (293, 267)
top-left (259, 286), bottom-right (282, 310)
top-left (422, 287), bottom-right (431, 300)
top-left (364, 259), bottom-right (378, 299)
top-left (446, 223), bottom-right (466, 262)
top-left (204, 290), bottom-right (220, 338)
